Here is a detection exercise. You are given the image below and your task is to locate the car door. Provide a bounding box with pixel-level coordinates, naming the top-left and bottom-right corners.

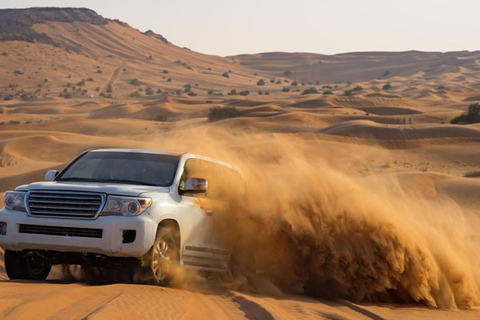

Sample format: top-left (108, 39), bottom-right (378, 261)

top-left (179, 159), bottom-right (231, 271)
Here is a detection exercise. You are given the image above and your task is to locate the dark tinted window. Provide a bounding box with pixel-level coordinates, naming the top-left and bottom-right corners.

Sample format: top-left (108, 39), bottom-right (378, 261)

top-left (57, 151), bottom-right (180, 187)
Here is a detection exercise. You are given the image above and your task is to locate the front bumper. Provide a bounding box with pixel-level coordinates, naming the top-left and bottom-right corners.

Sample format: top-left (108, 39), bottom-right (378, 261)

top-left (0, 208), bottom-right (157, 258)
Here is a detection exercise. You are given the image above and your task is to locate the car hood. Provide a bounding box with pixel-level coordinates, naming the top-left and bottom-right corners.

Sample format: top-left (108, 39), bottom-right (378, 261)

top-left (16, 181), bottom-right (170, 197)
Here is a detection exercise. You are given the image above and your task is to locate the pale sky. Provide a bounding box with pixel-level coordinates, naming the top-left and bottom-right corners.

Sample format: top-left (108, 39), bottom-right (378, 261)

top-left (1, 0), bottom-right (479, 57)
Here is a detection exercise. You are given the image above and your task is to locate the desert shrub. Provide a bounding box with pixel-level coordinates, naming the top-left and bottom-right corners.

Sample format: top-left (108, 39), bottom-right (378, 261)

top-left (14, 70), bottom-right (24, 75)
top-left (106, 84), bottom-right (112, 93)
top-left (156, 89), bottom-right (162, 94)
top-left (63, 93), bottom-right (72, 99)
top-left (239, 90), bottom-right (250, 96)
top-left (322, 85), bottom-right (333, 89)
top-left (383, 70), bottom-right (390, 77)
top-left (301, 82), bottom-right (306, 86)
top-left (383, 82), bottom-right (392, 90)
top-left (450, 115), bottom-right (463, 124)
top-left (291, 81), bottom-right (298, 86)
top-left (302, 87), bottom-right (318, 95)
top-left (187, 91), bottom-right (197, 96)
top-left (270, 79), bottom-right (275, 83)
top-left (228, 89), bottom-right (237, 96)
top-left (282, 87), bottom-right (290, 92)
top-left (258, 91), bottom-right (263, 95)
top-left (167, 78), bottom-right (172, 82)
top-left (276, 80), bottom-right (282, 84)
top-left (162, 70), bottom-right (169, 74)
top-left (95, 87), bottom-right (100, 92)
top-left (20, 93), bottom-right (32, 100)
top-left (155, 115), bottom-right (169, 121)
top-left (146, 87), bottom-right (154, 95)
top-left (97, 70), bottom-right (103, 74)
top-left (467, 103), bottom-right (480, 123)
top-left (265, 91), bottom-right (270, 95)
top-left (175, 89), bottom-right (182, 95)
top-left (344, 89), bottom-right (354, 96)
top-left (464, 171), bottom-right (480, 178)
top-left (323, 91), bottom-right (333, 95)
top-left (77, 79), bottom-right (85, 86)
top-left (209, 106), bottom-right (238, 121)
top-left (130, 91), bottom-right (141, 98)
top-left (1, 52), bottom-right (8, 56)
top-left (284, 70), bottom-right (292, 76)
top-left (436, 85), bottom-right (446, 90)
top-left (207, 90), bottom-right (214, 95)
top-left (9, 120), bottom-right (20, 125)
top-left (353, 86), bottom-right (363, 91)
top-left (101, 93), bottom-right (113, 98)
top-left (222, 72), bottom-right (230, 78)
top-left (87, 78), bottom-right (94, 82)
top-left (315, 81), bottom-right (320, 85)
top-left (3, 94), bottom-right (14, 101)
top-left (129, 78), bottom-right (141, 86)
top-left (184, 86), bottom-right (192, 93)
top-left (257, 79), bottom-right (265, 86)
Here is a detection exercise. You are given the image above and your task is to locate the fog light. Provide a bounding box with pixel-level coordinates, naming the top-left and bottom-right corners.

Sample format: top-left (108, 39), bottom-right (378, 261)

top-left (0, 222), bottom-right (7, 236)
top-left (122, 230), bottom-right (136, 243)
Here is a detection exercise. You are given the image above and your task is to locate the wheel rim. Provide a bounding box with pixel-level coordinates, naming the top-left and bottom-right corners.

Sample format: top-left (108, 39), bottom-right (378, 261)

top-left (151, 239), bottom-right (174, 282)
top-left (25, 256), bottom-right (47, 276)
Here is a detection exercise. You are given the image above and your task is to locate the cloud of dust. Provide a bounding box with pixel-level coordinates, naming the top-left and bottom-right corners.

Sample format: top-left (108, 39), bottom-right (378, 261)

top-left (144, 126), bottom-right (480, 309)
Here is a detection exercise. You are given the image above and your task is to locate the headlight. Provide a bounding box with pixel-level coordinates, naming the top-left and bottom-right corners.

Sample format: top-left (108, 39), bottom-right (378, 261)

top-left (100, 196), bottom-right (152, 216)
top-left (4, 191), bottom-right (27, 212)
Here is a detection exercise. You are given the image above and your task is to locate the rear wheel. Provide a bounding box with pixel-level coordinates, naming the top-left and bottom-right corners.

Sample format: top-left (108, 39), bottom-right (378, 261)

top-left (5, 250), bottom-right (51, 280)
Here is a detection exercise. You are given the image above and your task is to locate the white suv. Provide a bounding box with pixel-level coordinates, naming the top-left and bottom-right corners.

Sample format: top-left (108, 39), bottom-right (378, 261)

top-left (0, 149), bottom-right (240, 284)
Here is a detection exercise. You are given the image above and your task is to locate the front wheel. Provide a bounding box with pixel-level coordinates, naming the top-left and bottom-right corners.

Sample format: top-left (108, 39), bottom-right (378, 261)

top-left (151, 227), bottom-right (179, 285)
top-left (5, 250), bottom-right (51, 280)
top-left (134, 227), bottom-right (179, 286)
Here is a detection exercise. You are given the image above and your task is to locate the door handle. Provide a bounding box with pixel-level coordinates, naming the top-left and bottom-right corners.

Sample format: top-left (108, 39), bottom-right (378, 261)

top-left (206, 209), bottom-right (214, 216)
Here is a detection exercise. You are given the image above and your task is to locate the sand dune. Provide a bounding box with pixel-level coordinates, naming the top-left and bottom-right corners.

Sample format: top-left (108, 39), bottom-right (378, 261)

top-left (318, 120), bottom-right (480, 140)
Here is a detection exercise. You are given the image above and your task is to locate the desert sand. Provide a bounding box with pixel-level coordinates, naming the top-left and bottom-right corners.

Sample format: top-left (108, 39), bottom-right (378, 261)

top-left (0, 7), bottom-right (479, 319)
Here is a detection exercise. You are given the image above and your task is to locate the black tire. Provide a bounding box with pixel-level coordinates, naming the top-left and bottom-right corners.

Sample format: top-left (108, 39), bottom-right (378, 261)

top-left (5, 250), bottom-right (51, 281)
top-left (147, 227), bottom-right (179, 286)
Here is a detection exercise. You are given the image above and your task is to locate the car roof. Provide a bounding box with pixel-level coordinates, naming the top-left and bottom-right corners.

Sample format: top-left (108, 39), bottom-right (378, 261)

top-left (90, 149), bottom-right (183, 157)
top-left (89, 149), bottom-right (235, 170)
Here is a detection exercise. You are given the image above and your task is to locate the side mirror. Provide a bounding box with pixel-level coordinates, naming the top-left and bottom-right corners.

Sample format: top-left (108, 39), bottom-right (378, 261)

top-left (182, 178), bottom-right (208, 193)
top-left (45, 170), bottom-right (59, 181)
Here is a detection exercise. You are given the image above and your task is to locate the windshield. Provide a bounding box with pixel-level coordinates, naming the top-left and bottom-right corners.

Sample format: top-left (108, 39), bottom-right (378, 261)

top-left (57, 151), bottom-right (180, 187)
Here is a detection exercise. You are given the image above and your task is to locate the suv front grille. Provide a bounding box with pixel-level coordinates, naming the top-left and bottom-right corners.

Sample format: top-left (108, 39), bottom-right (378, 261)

top-left (19, 224), bottom-right (103, 238)
top-left (27, 191), bottom-right (105, 219)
